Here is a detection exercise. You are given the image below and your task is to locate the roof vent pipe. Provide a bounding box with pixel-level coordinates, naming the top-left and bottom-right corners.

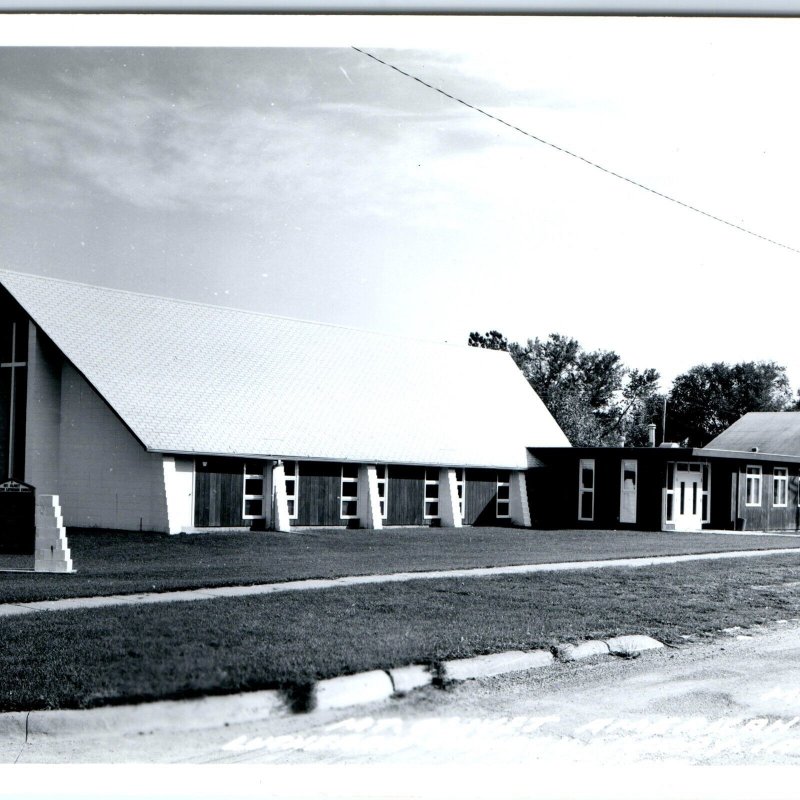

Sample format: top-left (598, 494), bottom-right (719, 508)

top-left (647, 424), bottom-right (657, 448)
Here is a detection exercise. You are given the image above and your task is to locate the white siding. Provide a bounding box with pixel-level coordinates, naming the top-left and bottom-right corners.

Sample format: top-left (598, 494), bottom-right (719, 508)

top-left (24, 323), bottom-right (63, 495)
top-left (56, 363), bottom-right (169, 532)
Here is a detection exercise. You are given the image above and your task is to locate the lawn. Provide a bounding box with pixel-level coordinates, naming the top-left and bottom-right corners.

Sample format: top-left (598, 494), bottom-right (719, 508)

top-left (2, 553), bottom-right (800, 711)
top-left (1, 526), bottom-right (800, 604)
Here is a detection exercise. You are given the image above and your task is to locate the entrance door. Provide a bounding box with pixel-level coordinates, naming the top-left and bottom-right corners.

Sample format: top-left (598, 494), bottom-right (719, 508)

top-left (620, 459), bottom-right (637, 524)
top-left (673, 469), bottom-right (703, 531)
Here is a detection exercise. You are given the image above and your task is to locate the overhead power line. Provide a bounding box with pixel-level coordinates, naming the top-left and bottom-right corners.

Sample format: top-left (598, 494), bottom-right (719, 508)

top-left (352, 46), bottom-right (800, 256)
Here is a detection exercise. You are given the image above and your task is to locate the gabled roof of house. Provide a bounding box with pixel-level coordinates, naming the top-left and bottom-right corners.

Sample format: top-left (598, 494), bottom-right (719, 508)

top-left (702, 412), bottom-right (800, 459)
top-left (0, 269), bottom-right (569, 468)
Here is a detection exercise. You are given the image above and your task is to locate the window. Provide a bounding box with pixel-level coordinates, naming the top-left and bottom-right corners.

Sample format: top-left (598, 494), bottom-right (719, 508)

top-left (620, 459), bottom-right (637, 524)
top-left (1, 319), bottom-right (28, 479)
top-left (578, 459), bottom-right (595, 521)
top-left (424, 469), bottom-right (439, 519)
top-left (773, 468), bottom-right (788, 507)
top-left (377, 465), bottom-right (388, 520)
top-left (746, 466), bottom-right (762, 507)
top-left (284, 460), bottom-right (299, 520)
top-left (701, 463), bottom-right (710, 523)
top-left (242, 462), bottom-right (265, 520)
top-left (455, 468), bottom-right (466, 520)
top-left (496, 471), bottom-right (511, 518)
top-left (341, 464), bottom-right (359, 519)
top-left (665, 462), bottom-right (675, 523)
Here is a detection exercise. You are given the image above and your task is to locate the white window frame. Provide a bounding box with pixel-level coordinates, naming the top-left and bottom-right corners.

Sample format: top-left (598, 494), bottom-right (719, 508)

top-left (455, 468), bottom-right (466, 521)
top-left (578, 459), bottom-right (595, 521)
top-left (745, 465), bottom-right (762, 507)
top-left (284, 460), bottom-right (299, 520)
top-left (496, 471), bottom-right (511, 519)
top-left (773, 467), bottom-right (788, 507)
top-left (423, 469), bottom-right (439, 520)
top-left (242, 462), bottom-right (266, 520)
top-left (340, 464), bottom-right (360, 519)
top-left (376, 464), bottom-right (389, 520)
top-left (701, 463), bottom-right (711, 524)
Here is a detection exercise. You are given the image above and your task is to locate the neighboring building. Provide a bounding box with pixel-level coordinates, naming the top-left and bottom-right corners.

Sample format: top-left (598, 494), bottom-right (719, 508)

top-left (0, 269), bottom-right (569, 534)
top-left (530, 412), bottom-right (800, 533)
top-left (702, 412), bottom-right (800, 533)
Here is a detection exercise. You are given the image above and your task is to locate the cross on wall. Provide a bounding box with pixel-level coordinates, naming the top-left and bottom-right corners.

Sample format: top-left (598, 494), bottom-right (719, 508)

top-left (1, 321), bottom-right (26, 478)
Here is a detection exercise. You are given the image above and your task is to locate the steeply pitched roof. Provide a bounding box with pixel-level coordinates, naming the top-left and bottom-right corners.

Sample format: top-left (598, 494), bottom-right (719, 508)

top-left (0, 269), bottom-right (569, 468)
top-left (703, 412), bottom-right (800, 458)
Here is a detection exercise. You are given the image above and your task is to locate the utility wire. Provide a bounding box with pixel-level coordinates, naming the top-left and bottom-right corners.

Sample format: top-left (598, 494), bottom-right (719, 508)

top-left (352, 46), bottom-right (800, 256)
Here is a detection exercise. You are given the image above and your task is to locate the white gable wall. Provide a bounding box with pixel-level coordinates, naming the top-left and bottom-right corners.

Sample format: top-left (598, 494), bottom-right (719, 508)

top-left (24, 322), bottom-right (62, 495)
top-left (56, 362), bottom-right (170, 532)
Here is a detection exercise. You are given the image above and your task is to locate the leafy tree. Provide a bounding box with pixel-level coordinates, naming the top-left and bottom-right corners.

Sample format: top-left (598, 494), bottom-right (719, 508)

top-left (667, 361), bottom-right (793, 446)
top-left (469, 331), bottom-right (661, 446)
top-left (468, 330), bottom-right (509, 351)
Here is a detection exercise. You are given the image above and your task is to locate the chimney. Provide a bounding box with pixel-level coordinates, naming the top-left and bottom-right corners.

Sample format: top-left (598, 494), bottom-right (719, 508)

top-left (647, 424), bottom-right (657, 448)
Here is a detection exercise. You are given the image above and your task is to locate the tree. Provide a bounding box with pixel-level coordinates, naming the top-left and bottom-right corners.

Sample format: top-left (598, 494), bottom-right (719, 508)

top-left (667, 361), bottom-right (794, 446)
top-left (470, 331), bottom-right (662, 447)
top-left (468, 330), bottom-right (509, 351)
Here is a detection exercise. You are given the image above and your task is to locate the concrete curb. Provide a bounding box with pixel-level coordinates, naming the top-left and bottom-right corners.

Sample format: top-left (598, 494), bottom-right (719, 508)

top-left (0, 711), bottom-right (27, 742)
top-left (314, 670), bottom-right (394, 711)
top-left (2, 635), bottom-right (667, 742)
top-left (442, 650), bottom-right (553, 682)
top-left (388, 664), bottom-right (432, 695)
top-left (605, 635), bottom-right (665, 657)
top-left (24, 689), bottom-right (287, 743)
top-left (555, 640), bottom-right (611, 662)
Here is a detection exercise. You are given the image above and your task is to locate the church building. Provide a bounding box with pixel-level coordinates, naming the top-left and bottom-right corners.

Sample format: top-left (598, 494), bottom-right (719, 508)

top-left (0, 269), bottom-right (569, 534)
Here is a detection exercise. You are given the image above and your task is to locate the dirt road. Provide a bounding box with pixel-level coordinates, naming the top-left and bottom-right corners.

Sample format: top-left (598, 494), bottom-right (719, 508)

top-left (9, 620), bottom-right (800, 775)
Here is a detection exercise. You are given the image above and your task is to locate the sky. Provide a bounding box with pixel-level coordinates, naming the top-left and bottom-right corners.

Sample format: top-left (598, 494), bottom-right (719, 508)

top-left (1, 17), bottom-right (800, 391)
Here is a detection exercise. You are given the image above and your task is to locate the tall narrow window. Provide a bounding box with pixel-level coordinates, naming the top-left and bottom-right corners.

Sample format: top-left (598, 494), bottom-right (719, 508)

top-left (455, 468), bottom-right (466, 520)
top-left (284, 460), bottom-right (299, 520)
top-left (773, 468), bottom-right (788, 507)
top-left (619, 459), bottom-right (637, 524)
top-left (746, 466), bottom-right (762, 507)
top-left (496, 471), bottom-right (511, 518)
top-left (701, 463), bottom-right (711, 523)
top-left (376, 465), bottom-right (388, 520)
top-left (578, 459), bottom-right (595, 521)
top-left (1, 319), bottom-right (28, 479)
top-left (242, 462), bottom-right (265, 520)
top-left (665, 462), bottom-right (675, 523)
top-left (341, 464), bottom-right (359, 519)
top-left (424, 469), bottom-right (439, 519)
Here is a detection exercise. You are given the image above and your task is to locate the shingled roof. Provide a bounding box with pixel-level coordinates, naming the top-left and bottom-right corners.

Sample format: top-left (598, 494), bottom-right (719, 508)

top-left (703, 412), bottom-right (800, 458)
top-left (0, 269), bottom-right (569, 468)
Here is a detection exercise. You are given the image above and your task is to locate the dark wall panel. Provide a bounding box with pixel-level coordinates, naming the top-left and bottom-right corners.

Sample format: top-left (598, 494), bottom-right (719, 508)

top-left (297, 461), bottom-right (345, 527)
top-left (386, 465), bottom-right (425, 526)
top-left (194, 457), bottom-right (245, 527)
top-left (465, 469), bottom-right (497, 525)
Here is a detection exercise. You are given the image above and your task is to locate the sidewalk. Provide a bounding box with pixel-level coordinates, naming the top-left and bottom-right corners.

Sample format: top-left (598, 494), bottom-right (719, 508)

top-left (3, 544), bottom-right (800, 618)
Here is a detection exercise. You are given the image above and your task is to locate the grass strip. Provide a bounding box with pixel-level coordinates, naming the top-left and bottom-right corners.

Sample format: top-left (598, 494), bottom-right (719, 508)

top-left (2, 527), bottom-right (800, 604)
top-left (1, 554), bottom-right (799, 712)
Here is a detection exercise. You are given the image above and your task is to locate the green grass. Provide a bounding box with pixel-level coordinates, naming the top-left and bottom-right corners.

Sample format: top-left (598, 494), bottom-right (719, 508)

top-left (2, 553), bottom-right (800, 712)
top-left (1, 526), bottom-right (800, 604)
